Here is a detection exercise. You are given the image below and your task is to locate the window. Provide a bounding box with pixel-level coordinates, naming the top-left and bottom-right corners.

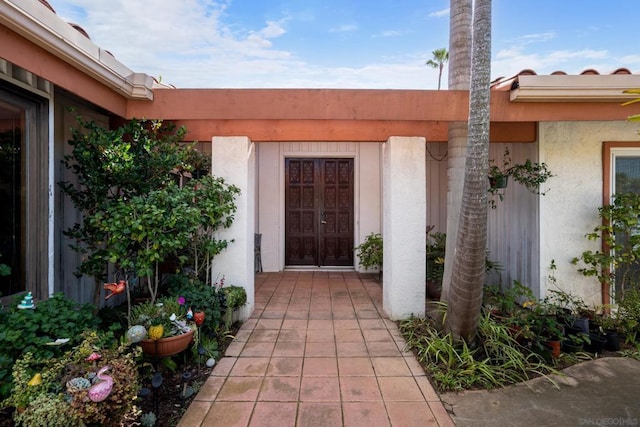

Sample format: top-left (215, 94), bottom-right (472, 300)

top-left (605, 143), bottom-right (640, 299)
top-left (0, 99), bottom-right (24, 296)
top-left (0, 84), bottom-right (48, 300)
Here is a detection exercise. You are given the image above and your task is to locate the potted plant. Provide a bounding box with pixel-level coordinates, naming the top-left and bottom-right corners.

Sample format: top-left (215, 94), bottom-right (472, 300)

top-left (354, 233), bottom-right (383, 279)
top-left (426, 230), bottom-right (446, 300)
top-left (129, 296), bottom-right (195, 357)
top-left (220, 285), bottom-right (248, 329)
top-left (488, 147), bottom-right (554, 207)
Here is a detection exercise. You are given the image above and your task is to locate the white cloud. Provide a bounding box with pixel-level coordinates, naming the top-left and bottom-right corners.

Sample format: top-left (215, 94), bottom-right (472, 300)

top-left (429, 8), bottom-right (449, 18)
top-left (260, 20), bottom-right (287, 39)
top-left (329, 24), bottom-right (358, 33)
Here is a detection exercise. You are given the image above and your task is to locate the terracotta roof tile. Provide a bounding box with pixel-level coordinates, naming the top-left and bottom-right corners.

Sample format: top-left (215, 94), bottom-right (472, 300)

top-left (490, 68), bottom-right (639, 91)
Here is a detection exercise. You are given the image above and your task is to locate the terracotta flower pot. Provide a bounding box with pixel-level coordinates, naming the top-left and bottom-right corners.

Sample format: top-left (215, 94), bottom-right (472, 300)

top-left (140, 330), bottom-right (194, 357)
top-left (547, 340), bottom-right (561, 359)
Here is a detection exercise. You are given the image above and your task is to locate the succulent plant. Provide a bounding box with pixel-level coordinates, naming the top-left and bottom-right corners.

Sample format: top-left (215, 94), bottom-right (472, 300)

top-left (66, 377), bottom-right (91, 393)
top-left (140, 411), bottom-right (157, 427)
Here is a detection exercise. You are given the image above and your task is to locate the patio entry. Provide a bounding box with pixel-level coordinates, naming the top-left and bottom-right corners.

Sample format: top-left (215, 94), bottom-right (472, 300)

top-left (285, 158), bottom-right (354, 267)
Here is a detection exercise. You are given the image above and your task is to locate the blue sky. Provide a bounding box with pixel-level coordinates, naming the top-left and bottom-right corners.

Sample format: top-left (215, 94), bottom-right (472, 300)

top-left (49, 0), bottom-right (639, 89)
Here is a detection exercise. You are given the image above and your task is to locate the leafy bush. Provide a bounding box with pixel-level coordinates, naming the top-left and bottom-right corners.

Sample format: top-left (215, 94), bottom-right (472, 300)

top-left (166, 275), bottom-right (224, 335)
top-left (4, 332), bottom-right (141, 426)
top-left (0, 293), bottom-right (98, 399)
top-left (354, 233), bottom-right (383, 270)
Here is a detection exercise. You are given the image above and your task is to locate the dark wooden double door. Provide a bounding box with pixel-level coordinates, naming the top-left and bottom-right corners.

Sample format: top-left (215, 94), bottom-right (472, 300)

top-left (285, 158), bottom-right (354, 267)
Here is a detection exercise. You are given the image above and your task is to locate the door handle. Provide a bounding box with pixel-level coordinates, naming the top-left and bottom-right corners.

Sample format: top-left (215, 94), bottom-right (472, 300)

top-left (321, 220), bottom-right (327, 224)
top-left (320, 211), bottom-right (326, 224)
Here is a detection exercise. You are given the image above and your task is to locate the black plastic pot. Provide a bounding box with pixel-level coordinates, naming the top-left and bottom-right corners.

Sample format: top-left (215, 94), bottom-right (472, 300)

top-left (605, 330), bottom-right (620, 351)
top-left (585, 333), bottom-right (607, 354)
top-left (562, 340), bottom-right (583, 353)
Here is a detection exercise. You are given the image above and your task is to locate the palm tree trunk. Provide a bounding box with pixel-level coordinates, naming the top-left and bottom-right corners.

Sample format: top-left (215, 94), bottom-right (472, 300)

top-left (440, 0), bottom-right (472, 305)
top-left (445, 0), bottom-right (492, 343)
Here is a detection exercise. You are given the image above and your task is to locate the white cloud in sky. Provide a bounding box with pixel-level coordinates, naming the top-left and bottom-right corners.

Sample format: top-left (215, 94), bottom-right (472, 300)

top-left (329, 24), bottom-right (359, 33)
top-left (429, 8), bottom-right (449, 18)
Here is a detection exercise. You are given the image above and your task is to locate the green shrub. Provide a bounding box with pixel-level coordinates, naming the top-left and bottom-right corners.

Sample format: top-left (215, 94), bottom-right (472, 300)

top-left (399, 310), bottom-right (556, 392)
top-left (355, 233), bottom-right (383, 270)
top-left (167, 275), bottom-right (224, 335)
top-left (0, 293), bottom-right (98, 399)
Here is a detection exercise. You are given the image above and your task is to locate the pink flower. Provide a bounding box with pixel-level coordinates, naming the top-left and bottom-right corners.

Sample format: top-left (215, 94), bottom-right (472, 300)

top-left (177, 296), bottom-right (186, 305)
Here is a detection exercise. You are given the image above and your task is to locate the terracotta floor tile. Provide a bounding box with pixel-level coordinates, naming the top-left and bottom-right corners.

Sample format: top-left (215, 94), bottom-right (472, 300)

top-left (340, 376), bottom-right (383, 401)
top-left (255, 318), bottom-right (283, 330)
top-left (216, 377), bottom-right (263, 401)
top-left (300, 376), bottom-right (341, 401)
top-left (211, 357), bottom-right (237, 376)
top-left (285, 310), bottom-right (309, 319)
top-left (201, 401), bottom-right (254, 427)
top-left (385, 401), bottom-right (437, 426)
top-left (335, 329), bottom-right (365, 342)
top-left (334, 319), bottom-right (360, 330)
top-left (194, 376), bottom-right (225, 401)
top-left (428, 401), bottom-right (457, 427)
top-left (404, 356), bottom-right (427, 377)
top-left (342, 401), bottom-right (391, 427)
top-left (278, 329), bottom-right (306, 342)
top-left (308, 319), bottom-right (334, 330)
top-left (358, 318), bottom-right (386, 329)
top-left (282, 319), bottom-right (308, 329)
top-left (306, 328), bottom-right (335, 342)
top-left (249, 402), bottom-right (297, 426)
top-left (366, 341), bottom-right (402, 357)
top-left (362, 329), bottom-right (393, 342)
top-left (224, 341), bottom-right (245, 357)
top-left (230, 357), bottom-right (270, 376)
top-left (332, 310), bottom-right (357, 319)
top-left (266, 357), bottom-right (303, 376)
top-left (233, 328), bottom-right (253, 342)
top-left (177, 400), bottom-right (212, 427)
top-left (336, 341), bottom-right (369, 357)
top-left (308, 310), bottom-right (333, 319)
top-left (241, 341), bottom-right (276, 357)
top-left (182, 273), bottom-right (455, 427)
top-left (415, 376), bottom-right (441, 401)
top-left (258, 376), bottom-right (300, 401)
top-left (338, 357), bottom-right (375, 376)
top-left (297, 402), bottom-right (342, 427)
top-left (303, 357), bottom-right (338, 376)
top-left (249, 329), bottom-right (280, 342)
top-left (356, 310), bottom-right (381, 319)
top-left (371, 357), bottom-right (412, 377)
top-left (273, 340), bottom-right (306, 357)
top-left (305, 341), bottom-right (337, 357)
top-left (261, 310), bottom-right (286, 319)
top-left (377, 377), bottom-right (424, 401)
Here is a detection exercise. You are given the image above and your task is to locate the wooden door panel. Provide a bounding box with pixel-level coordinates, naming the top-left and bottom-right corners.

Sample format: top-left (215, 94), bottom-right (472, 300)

top-left (286, 159), bottom-right (317, 265)
top-left (285, 158), bottom-right (353, 267)
top-left (319, 159), bottom-right (353, 266)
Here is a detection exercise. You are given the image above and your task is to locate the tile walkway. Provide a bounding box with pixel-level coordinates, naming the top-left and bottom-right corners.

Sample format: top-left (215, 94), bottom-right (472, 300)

top-left (179, 271), bottom-right (454, 427)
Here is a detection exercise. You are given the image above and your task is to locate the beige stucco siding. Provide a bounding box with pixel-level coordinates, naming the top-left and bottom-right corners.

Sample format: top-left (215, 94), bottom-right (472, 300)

top-left (539, 120), bottom-right (640, 306)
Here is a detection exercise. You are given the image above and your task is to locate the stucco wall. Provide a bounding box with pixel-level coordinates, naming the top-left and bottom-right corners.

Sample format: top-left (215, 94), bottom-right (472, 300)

top-left (539, 120), bottom-right (640, 306)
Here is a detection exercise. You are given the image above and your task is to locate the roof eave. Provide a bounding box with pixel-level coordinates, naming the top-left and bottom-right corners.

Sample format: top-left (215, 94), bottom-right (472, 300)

top-left (510, 75), bottom-right (640, 102)
top-left (0, 0), bottom-right (154, 100)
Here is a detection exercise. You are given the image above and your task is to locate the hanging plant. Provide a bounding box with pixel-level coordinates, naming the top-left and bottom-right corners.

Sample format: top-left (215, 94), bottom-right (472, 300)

top-left (488, 147), bottom-right (554, 207)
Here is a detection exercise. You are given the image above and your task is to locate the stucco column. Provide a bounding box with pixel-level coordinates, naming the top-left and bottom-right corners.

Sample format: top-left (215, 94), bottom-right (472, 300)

top-left (211, 136), bottom-right (255, 321)
top-left (382, 136), bottom-right (426, 319)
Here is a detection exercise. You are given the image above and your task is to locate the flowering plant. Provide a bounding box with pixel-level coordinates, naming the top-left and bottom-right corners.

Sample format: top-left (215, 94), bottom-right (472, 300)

top-left (129, 296), bottom-right (193, 339)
